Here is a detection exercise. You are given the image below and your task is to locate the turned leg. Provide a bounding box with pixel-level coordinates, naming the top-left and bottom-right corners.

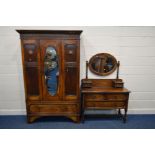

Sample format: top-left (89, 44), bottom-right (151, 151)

top-left (118, 109), bottom-right (121, 115)
top-left (123, 108), bottom-right (127, 123)
top-left (81, 93), bottom-right (85, 123)
top-left (81, 112), bottom-right (85, 123)
top-left (123, 96), bottom-right (129, 123)
top-left (118, 109), bottom-right (122, 118)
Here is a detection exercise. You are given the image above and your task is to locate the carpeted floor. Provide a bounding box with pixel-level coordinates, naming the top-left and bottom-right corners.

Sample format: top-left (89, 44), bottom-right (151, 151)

top-left (0, 115), bottom-right (155, 129)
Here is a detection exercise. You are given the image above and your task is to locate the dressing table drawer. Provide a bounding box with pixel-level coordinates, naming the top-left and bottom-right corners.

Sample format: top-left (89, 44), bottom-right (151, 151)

top-left (85, 101), bottom-right (125, 109)
top-left (85, 93), bottom-right (128, 101)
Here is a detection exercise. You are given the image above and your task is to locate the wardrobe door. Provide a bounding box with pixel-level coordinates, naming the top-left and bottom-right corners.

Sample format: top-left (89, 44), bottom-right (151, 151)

top-left (22, 40), bottom-right (42, 101)
top-left (62, 40), bottom-right (80, 100)
top-left (40, 40), bottom-right (62, 101)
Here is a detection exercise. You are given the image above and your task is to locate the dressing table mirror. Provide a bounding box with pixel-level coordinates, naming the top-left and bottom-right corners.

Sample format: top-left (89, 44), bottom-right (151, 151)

top-left (89, 53), bottom-right (117, 76)
top-left (81, 53), bottom-right (130, 123)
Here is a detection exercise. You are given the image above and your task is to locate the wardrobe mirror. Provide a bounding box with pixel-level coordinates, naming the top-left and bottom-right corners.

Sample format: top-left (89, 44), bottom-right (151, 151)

top-left (44, 46), bottom-right (59, 96)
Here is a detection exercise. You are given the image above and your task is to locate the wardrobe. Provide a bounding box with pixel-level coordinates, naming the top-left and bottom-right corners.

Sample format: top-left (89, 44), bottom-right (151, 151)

top-left (17, 30), bottom-right (83, 123)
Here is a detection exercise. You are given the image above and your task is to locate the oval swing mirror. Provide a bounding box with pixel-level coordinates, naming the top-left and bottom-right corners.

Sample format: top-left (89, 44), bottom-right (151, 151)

top-left (89, 53), bottom-right (117, 76)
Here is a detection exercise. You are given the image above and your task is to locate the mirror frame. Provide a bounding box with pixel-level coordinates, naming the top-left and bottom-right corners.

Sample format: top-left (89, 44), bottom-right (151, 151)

top-left (89, 53), bottom-right (117, 76)
top-left (44, 46), bottom-right (59, 96)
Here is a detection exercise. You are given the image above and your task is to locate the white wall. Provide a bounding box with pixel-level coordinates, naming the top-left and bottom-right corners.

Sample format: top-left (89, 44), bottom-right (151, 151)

top-left (0, 26), bottom-right (155, 115)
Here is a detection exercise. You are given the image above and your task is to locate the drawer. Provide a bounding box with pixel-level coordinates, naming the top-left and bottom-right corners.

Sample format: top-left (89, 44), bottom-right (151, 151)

top-left (85, 101), bottom-right (125, 109)
top-left (85, 93), bottom-right (128, 101)
top-left (29, 104), bottom-right (77, 115)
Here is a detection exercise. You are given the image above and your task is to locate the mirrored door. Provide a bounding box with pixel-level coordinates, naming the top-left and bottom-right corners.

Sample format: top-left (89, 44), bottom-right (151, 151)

top-left (40, 40), bottom-right (62, 101)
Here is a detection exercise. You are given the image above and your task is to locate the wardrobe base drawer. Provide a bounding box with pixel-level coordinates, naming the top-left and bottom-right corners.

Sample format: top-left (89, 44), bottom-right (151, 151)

top-left (29, 104), bottom-right (78, 115)
top-left (85, 93), bottom-right (128, 101)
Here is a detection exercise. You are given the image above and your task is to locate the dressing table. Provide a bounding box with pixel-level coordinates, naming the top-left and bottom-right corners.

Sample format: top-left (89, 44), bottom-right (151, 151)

top-left (81, 53), bottom-right (130, 123)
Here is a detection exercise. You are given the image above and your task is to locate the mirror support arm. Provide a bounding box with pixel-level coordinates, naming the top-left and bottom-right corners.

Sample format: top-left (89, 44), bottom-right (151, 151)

top-left (86, 61), bottom-right (89, 79)
top-left (116, 61), bottom-right (120, 79)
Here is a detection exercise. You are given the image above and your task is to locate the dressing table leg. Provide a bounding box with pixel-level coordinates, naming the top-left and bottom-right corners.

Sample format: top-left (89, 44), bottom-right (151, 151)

top-left (81, 115), bottom-right (85, 123)
top-left (118, 109), bottom-right (121, 116)
top-left (81, 107), bottom-right (85, 123)
top-left (118, 109), bottom-right (122, 120)
top-left (123, 108), bottom-right (127, 123)
top-left (81, 93), bottom-right (85, 123)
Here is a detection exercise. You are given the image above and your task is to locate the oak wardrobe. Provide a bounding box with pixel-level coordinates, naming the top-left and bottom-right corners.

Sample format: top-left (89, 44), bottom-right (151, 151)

top-left (17, 30), bottom-right (82, 123)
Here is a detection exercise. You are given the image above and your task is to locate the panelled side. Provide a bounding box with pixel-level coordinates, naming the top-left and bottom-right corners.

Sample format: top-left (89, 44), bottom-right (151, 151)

top-left (21, 40), bottom-right (42, 101)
